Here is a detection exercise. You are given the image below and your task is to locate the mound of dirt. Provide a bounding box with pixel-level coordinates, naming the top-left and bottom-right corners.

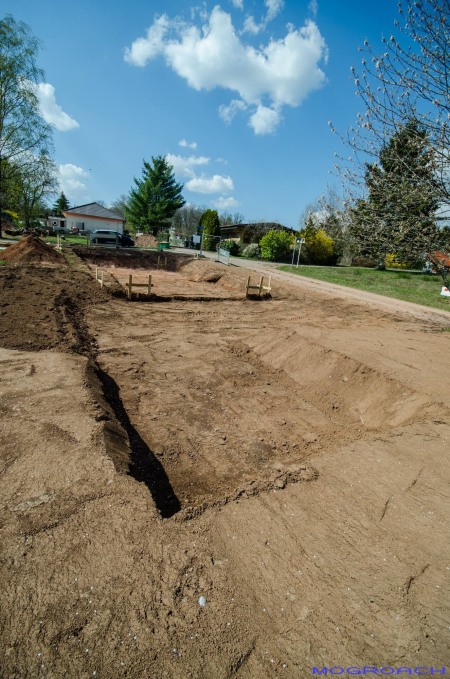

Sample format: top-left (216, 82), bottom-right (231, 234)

top-left (136, 234), bottom-right (158, 248)
top-left (181, 258), bottom-right (265, 295)
top-left (1, 234), bottom-right (64, 264)
top-left (181, 259), bottom-right (227, 283)
top-left (0, 264), bottom-right (109, 353)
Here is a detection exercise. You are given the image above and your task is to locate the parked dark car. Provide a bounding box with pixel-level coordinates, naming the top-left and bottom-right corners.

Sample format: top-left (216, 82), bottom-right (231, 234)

top-left (89, 230), bottom-right (135, 247)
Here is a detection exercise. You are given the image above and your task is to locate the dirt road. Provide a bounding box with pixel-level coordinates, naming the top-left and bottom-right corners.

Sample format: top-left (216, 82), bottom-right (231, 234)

top-left (0, 252), bottom-right (449, 678)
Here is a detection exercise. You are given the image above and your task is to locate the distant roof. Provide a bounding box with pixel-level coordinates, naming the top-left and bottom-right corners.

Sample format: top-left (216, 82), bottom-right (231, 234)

top-left (63, 202), bottom-right (124, 221)
top-left (220, 222), bottom-right (291, 232)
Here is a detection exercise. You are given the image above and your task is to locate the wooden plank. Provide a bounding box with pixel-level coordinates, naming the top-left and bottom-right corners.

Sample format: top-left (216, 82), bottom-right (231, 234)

top-left (246, 275), bottom-right (272, 297)
top-left (127, 273), bottom-right (153, 299)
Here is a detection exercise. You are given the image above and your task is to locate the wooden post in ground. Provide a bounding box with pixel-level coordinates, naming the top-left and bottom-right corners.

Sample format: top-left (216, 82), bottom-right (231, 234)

top-left (128, 274), bottom-right (132, 300)
top-left (246, 274), bottom-right (272, 298)
top-left (147, 275), bottom-right (152, 295)
top-left (157, 256), bottom-right (167, 270)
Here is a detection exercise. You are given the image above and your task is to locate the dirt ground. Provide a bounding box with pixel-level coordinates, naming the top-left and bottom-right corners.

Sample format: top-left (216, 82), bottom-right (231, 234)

top-left (0, 244), bottom-right (449, 678)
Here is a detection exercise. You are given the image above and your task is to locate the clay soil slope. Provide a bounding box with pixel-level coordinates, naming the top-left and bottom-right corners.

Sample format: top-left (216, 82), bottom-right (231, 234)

top-left (0, 252), bottom-right (449, 678)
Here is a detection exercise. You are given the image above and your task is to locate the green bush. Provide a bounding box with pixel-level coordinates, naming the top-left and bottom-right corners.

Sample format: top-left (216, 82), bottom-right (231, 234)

top-left (200, 209), bottom-right (221, 251)
top-left (218, 239), bottom-right (241, 256)
top-left (385, 253), bottom-right (413, 269)
top-left (303, 228), bottom-right (334, 265)
top-left (259, 230), bottom-right (292, 261)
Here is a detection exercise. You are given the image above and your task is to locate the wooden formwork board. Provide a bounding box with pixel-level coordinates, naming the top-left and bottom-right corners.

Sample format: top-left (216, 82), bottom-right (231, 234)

top-left (246, 275), bottom-right (271, 298)
top-left (127, 274), bottom-right (153, 299)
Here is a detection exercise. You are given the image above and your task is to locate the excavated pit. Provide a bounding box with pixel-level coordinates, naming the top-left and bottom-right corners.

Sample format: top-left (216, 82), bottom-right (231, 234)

top-left (89, 296), bottom-right (445, 515)
top-left (1, 258), bottom-right (446, 519)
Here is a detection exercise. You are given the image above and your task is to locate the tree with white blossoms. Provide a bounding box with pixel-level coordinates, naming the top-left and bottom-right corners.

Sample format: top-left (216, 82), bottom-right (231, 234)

top-left (330, 0), bottom-right (450, 278)
top-left (0, 15), bottom-right (55, 236)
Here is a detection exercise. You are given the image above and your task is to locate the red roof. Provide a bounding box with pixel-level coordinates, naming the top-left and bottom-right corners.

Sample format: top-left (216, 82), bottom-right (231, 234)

top-left (432, 251), bottom-right (450, 267)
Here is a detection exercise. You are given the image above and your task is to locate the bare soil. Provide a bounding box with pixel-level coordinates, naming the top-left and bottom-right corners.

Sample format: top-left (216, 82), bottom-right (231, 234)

top-left (0, 247), bottom-right (449, 678)
top-left (1, 234), bottom-right (65, 265)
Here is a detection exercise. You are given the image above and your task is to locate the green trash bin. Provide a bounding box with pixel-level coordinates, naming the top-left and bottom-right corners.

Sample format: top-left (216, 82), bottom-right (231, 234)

top-left (158, 242), bottom-right (170, 251)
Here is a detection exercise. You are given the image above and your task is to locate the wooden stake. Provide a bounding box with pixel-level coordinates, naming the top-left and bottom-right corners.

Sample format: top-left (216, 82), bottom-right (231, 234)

top-left (148, 275), bottom-right (152, 295)
top-left (128, 274), bottom-right (132, 300)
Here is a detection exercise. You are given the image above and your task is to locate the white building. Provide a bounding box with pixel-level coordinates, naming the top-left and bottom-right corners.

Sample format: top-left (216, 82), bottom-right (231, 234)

top-left (62, 202), bottom-right (125, 234)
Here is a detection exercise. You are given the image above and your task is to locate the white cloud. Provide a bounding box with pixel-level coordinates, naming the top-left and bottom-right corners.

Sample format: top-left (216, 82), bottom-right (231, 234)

top-left (58, 164), bottom-right (90, 202)
top-left (167, 150), bottom-right (236, 199)
top-left (243, 16), bottom-right (263, 34)
top-left (219, 98), bottom-right (248, 124)
top-left (179, 139), bottom-right (197, 149)
top-left (249, 104), bottom-right (281, 134)
top-left (242, 0), bottom-right (284, 34)
top-left (124, 15), bottom-right (169, 66)
top-left (125, 7), bottom-right (327, 135)
top-left (265, 0), bottom-right (284, 21)
top-left (213, 195), bottom-right (239, 209)
top-left (185, 174), bottom-right (234, 194)
top-left (308, 0), bottom-right (318, 17)
top-left (166, 153), bottom-right (210, 178)
top-left (231, 0), bottom-right (244, 8)
top-left (36, 83), bottom-right (79, 131)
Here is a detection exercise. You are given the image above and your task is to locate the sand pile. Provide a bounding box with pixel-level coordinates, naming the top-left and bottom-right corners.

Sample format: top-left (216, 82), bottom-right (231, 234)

top-left (181, 259), bottom-right (226, 283)
top-left (136, 234), bottom-right (158, 248)
top-left (181, 258), bottom-right (261, 294)
top-left (1, 234), bottom-right (64, 264)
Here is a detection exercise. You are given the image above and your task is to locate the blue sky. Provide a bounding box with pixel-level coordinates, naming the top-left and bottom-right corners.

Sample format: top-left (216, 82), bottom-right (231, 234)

top-left (5, 0), bottom-right (399, 228)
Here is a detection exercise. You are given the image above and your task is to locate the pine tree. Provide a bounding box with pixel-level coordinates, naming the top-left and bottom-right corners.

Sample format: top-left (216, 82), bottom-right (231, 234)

top-left (350, 118), bottom-right (440, 264)
top-left (52, 191), bottom-right (69, 216)
top-left (126, 156), bottom-right (185, 235)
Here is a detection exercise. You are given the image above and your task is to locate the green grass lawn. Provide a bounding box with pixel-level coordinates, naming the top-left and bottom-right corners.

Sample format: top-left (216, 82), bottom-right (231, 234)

top-left (3, 233), bottom-right (89, 246)
top-left (42, 235), bottom-right (89, 246)
top-left (278, 265), bottom-right (450, 312)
